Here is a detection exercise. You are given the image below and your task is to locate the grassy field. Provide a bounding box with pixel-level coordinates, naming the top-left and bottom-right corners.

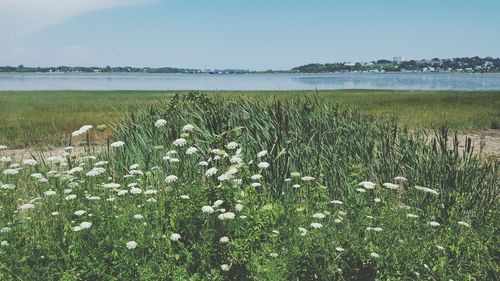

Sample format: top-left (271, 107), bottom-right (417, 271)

top-left (0, 93), bottom-right (498, 280)
top-left (0, 90), bottom-right (499, 148)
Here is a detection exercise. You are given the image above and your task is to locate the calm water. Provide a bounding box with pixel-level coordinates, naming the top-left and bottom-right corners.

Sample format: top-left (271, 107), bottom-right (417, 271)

top-left (1, 72), bottom-right (500, 91)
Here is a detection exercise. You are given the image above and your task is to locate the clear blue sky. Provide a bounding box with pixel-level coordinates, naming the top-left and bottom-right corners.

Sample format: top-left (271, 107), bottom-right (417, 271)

top-left (0, 0), bottom-right (499, 70)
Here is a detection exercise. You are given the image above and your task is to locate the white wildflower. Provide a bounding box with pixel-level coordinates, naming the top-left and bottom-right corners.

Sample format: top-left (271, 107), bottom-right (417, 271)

top-left (110, 141), bottom-right (125, 148)
top-left (67, 167), bottom-right (83, 175)
top-left (130, 187), bottom-right (143, 194)
top-left (366, 227), bottom-right (383, 232)
top-left (165, 175), bottom-right (178, 183)
top-left (415, 186), bottom-right (439, 196)
top-left (103, 183), bottom-right (120, 189)
top-left (251, 174), bottom-right (262, 181)
top-left (394, 176), bottom-right (407, 182)
top-left (0, 156), bottom-right (12, 162)
top-left (257, 150), bottom-right (268, 157)
top-left (358, 181), bottom-right (376, 189)
top-left (257, 162), bottom-right (270, 169)
top-left (126, 241), bottom-right (137, 249)
top-left (44, 190), bottom-right (56, 197)
top-left (301, 176), bottom-right (315, 181)
top-left (22, 159), bottom-right (38, 166)
top-left (226, 142), bottom-right (238, 150)
top-left (19, 203), bottom-right (35, 210)
top-left (429, 221), bottom-right (441, 227)
top-left (170, 233), bottom-right (181, 241)
top-left (310, 222), bottom-right (323, 229)
top-left (213, 200), bottom-right (224, 208)
top-left (0, 227), bottom-right (11, 233)
top-left (298, 227), bottom-right (307, 236)
top-left (312, 213), bottom-right (326, 219)
top-left (235, 203), bottom-right (243, 212)
top-left (186, 147), bottom-right (198, 155)
top-left (218, 212), bottom-right (235, 220)
top-left (129, 170), bottom-right (144, 176)
top-left (86, 167), bottom-right (106, 177)
top-left (173, 138), bottom-right (187, 147)
top-left (155, 119), bottom-right (167, 128)
top-left (0, 184), bottom-right (15, 190)
top-left (79, 221), bottom-right (92, 229)
top-left (144, 189), bottom-right (157, 195)
top-left (202, 206), bottom-right (215, 214)
top-left (182, 124), bottom-right (194, 132)
top-left (383, 183), bottom-right (399, 190)
top-left (3, 169), bottom-right (19, 175)
top-left (205, 167), bottom-right (218, 177)
top-left (74, 210), bottom-right (86, 216)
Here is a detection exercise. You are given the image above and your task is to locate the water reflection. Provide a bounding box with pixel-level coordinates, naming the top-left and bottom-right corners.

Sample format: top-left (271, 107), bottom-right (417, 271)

top-left (1, 73), bottom-right (499, 91)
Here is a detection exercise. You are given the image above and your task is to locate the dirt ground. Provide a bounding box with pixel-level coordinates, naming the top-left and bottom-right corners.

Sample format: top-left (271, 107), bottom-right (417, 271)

top-left (453, 129), bottom-right (500, 156)
top-left (1, 130), bottom-right (499, 161)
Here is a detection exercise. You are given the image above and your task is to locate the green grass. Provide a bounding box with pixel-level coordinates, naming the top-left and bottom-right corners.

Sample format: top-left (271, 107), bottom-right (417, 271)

top-left (0, 93), bottom-right (498, 280)
top-left (0, 90), bottom-right (499, 148)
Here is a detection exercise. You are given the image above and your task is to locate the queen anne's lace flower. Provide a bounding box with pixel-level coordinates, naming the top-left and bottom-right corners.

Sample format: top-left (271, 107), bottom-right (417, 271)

top-left (155, 119), bottom-right (167, 128)
top-left (415, 186), bottom-right (439, 196)
top-left (205, 167), bottom-right (218, 177)
top-left (257, 162), bottom-right (270, 169)
top-left (170, 233), bottom-right (181, 241)
top-left (22, 159), bottom-right (38, 166)
top-left (226, 142), bottom-right (238, 150)
top-left (257, 150), bottom-right (268, 157)
top-left (186, 147), bottom-right (198, 155)
top-left (310, 222), bottom-right (323, 229)
top-left (165, 175), bottom-right (178, 183)
top-left (126, 241), bottom-right (137, 249)
top-left (173, 138), bottom-right (187, 147)
top-left (202, 206), bottom-right (215, 213)
top-left (110, 141), bottom-right (125, 148)
top-left (182, 124), bottom-right (194, 132)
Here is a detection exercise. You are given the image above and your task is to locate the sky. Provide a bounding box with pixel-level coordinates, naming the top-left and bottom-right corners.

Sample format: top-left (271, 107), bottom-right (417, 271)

top-left (0, 0), bottom-right (499, 70)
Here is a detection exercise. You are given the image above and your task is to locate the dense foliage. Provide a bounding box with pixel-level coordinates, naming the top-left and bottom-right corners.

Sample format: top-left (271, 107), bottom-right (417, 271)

top-left (292, 56), bottom-right (500, 73)
top-left (0, 93), bottom-right (498, 280)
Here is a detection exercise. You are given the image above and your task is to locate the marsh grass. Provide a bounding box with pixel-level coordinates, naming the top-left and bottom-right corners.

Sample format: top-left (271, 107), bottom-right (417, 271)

top-left (0, 90), bottom-right (499, 148)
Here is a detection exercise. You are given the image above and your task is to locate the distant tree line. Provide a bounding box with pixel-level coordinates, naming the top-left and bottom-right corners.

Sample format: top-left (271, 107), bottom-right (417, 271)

top-left (2, 57), bottom-right (500, 73)
top-left (292, 56), bottom-right (500, 73)
top-left (0, 65), bottom-right (268, 74)
top-left (0, 65), bottom-right (201, 73)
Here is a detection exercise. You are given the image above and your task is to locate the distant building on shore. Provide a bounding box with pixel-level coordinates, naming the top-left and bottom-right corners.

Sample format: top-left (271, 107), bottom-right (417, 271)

top-left (393, 56), bottom-right (403, 64)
